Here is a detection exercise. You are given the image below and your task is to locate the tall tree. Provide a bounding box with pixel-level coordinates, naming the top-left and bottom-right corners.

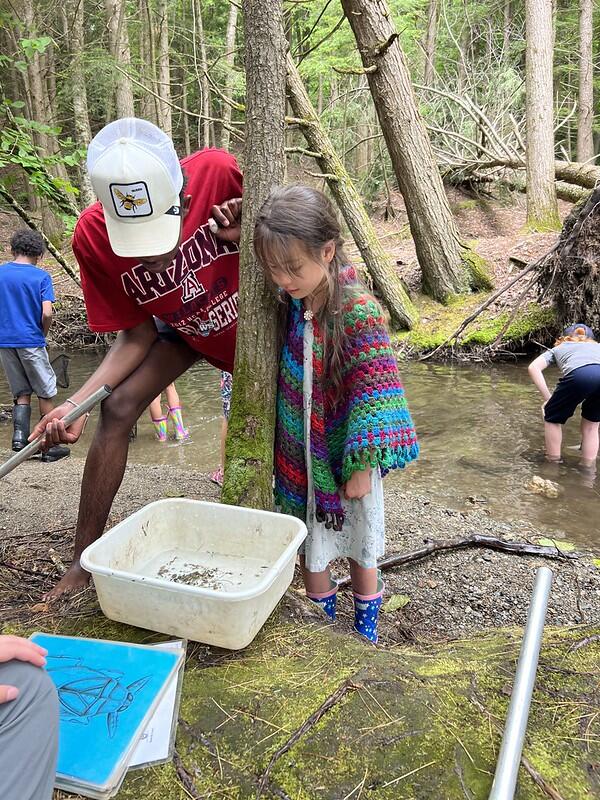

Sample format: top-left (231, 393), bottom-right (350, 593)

top-left (423, 0), bottom-right (438, 86)
top-left (220, 1), bottom-right (239, 151)
top-left (104, 0), bottom-right (135, 118)
top-left (138, 0), bottom-right (160, 124)
top-left (67, 0), bottom-right (95, 207)
top-left (286, 55), bottom-right (417, 329)
top-left (340, 0), bottom-right (490, 303)
top-left (156, 0), bottom-right (172, 135)
top-left (577, 0), bottom-right (594, 163)
top-left (192, 0), bottom-right (211, 147)
top-left (525, 0), bottom-right (560, 230)
top-left (221, 0), bottom-right (287, 509)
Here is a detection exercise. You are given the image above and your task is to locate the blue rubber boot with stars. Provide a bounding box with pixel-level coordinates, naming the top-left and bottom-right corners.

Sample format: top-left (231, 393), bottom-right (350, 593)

top-left (306, 581), bottom-right (338, 620)
top-left (353, 577), bottom-right (384, 643)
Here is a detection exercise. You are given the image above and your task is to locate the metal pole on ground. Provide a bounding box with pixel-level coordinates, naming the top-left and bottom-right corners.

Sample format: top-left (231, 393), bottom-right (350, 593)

top-left (0, 385), bottom-right (111, 479)
top-left (488, 566), bottom-right (553, 800)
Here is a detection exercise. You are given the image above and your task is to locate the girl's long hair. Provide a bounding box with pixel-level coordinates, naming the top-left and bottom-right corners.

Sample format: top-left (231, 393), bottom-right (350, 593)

top-left (254, 185), bottom-right (359, 401)
top-left (554, 325), bottom-right (597, 346)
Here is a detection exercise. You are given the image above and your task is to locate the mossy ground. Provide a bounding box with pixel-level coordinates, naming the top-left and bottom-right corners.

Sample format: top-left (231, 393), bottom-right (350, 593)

top-left (395, 293), bottom-right (555, 357)
top-left (8, 597), bottom-right (596, 800)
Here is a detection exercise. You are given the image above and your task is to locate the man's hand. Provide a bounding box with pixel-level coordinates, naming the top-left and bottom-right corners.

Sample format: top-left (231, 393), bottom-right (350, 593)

top-left (29, 402), bottom-right (88, 450)
top-left (0, 636), bottom-right (48, 704)
top-left (343, 468), bottom-right (372, 500)
top-left (208, 198), bottom-right (242, 244)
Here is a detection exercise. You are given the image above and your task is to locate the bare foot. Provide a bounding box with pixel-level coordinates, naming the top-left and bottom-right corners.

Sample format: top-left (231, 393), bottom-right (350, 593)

top-left (43, 563), bottom-right (90, 601)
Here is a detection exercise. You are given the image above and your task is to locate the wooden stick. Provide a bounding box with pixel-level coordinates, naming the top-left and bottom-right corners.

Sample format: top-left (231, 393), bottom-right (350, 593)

top-left (336, 535), bottom-right (580, 589)
top-left (419, 262), bottom-right (537, 360)
top-left (256, 679), bottom-right (355, 797)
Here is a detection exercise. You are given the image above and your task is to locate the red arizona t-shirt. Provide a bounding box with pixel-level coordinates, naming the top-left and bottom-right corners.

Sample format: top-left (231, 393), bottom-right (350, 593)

top-left (73, 149), bottom-right (243, 373)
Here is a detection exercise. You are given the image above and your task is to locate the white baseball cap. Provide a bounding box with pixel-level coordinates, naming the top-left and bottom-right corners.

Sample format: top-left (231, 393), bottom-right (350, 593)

top-left (87, 118), bottom-right (184, 258)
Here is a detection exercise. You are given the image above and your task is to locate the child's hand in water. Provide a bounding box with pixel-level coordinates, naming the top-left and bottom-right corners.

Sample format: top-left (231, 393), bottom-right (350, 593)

top-left (343, 468), bottom-right (372, 500)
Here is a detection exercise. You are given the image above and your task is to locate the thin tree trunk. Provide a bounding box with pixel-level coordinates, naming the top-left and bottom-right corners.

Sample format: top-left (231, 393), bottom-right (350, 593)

top-left (340, 0), bottom-right (490, 302)
top-left (105, 0), bottom-right (135, 118)
top-left (525, 0), bottom-right (560, 230)
top-left (67, 0), bottom-right (95, 208)
top-left (503, 0), bottom-right (512, 59)
top-left (423, 0), bottom-right (438, 86)
top-left (21, 0), bottom-right (63, 236)
top-left (286, 55), bottom-right (417, 329)
top-left (192, 0), bottom-right (211, 148)
top-left (221, 0), bottom-right (287, 509)
top-left (138, 0), bottom-right (159, 123)
top-left (220, 1), bottom-right (239, 151)
top-left (156, 0), bottom-right (172, 136)
top-left (577, 0), bottom-right (594, 163)
top-left (181, 67), bottom-right (191, 155)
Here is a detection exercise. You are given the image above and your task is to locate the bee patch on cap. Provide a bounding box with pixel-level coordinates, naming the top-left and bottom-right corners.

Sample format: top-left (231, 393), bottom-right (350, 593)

top-left (110, 182), bottom-right (153, 218)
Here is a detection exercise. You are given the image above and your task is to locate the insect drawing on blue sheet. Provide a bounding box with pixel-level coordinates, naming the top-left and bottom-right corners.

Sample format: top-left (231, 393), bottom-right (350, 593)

top-left (46, 656), bottom-right (151, 738)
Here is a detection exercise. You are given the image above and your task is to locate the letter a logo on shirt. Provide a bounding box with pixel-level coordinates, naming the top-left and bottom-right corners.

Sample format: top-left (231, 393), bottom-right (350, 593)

top-left (180, 269), bottom-right (205, 303)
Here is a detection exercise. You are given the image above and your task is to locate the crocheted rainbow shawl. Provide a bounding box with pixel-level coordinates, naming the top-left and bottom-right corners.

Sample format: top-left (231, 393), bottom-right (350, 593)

top-left (274, 268), bottom-right (419, 531)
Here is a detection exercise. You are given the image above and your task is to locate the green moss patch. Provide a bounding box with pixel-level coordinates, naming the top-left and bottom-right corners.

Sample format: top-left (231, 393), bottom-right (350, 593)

top-left (24, 607), bottom-right (596, 799)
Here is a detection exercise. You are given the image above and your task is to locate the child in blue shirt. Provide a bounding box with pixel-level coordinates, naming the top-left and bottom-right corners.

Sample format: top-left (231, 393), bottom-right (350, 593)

top-left (0, 229), bottom-right (69, 461)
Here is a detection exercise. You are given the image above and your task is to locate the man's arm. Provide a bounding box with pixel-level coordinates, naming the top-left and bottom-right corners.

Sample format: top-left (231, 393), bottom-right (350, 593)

top-left (30, 317), bottom-right (158, 446)
top-left (41, 300), bottom-right (53, 337)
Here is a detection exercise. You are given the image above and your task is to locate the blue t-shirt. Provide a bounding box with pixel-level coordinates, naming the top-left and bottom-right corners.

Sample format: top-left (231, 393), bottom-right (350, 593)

top-left (0, 261), bottom-right (55, 347)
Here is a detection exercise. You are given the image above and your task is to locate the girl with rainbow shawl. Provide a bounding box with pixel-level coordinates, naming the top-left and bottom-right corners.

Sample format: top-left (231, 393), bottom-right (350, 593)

top-left (254, 186), bottom-right (419, 643)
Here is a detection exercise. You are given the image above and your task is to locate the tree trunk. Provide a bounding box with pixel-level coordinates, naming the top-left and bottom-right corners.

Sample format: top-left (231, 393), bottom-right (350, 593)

top-left (286, 55), bottom-right (417, 329)
top-left (21, 0), bottom-right (63, 237)
top-left (577, 0), bottom-right (594, 163)
top-left (192, 0), bottom-right (211, 148)
top-left (220, 1), bottom-right (239, 151)
top-left (503, 0), bottom-right (512, 59)
top-left (138, 0), bottom-right (159, 124)
top-left (104, 0), bottom-right (135, 118)
top-left (423, 0), bottom-right (438, 86)
top-left (539, 186), bottom-right (600, 331)
top-left (67, 0), bottom-right (95, 208)
top-left (221, 0), bottom-right (287, 510)
top-left (525, 0), bottom-right (560, 230)
top-left (340, 0), bottom-right (490, 302)
top-left (156, 0), bottom-right (172, 136)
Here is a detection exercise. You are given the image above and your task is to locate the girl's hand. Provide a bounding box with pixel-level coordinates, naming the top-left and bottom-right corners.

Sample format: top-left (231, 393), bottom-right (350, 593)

top-left (343, 468), bottom-right (372, 500)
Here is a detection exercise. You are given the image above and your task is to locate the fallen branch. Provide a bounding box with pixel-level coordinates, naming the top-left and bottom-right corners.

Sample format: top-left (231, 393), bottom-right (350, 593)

top-left (419, 261), bottom-right (538, 360)
top-left (256, 679), bottom-right (356, 798)
top-left (521, 756), bottom-right (566, 800)
top-left (490, 268), bottom-right (540, 348)
top-left (569, 633), bottom-right (600, 653)
top-left (173, 750), bottom-right (203, 800)
top-left (336, 535), bottom-right (579, 589)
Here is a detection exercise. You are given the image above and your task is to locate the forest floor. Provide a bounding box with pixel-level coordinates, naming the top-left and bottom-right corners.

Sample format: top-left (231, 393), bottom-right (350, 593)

top-left (1, 453), bottom-right (599, 799)
top-left (0, 185), bottom-right (574, 353)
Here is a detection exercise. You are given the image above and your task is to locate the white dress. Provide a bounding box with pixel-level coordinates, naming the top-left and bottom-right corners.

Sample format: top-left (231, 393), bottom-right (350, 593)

top-left (299, 320), bottom-right (386, 573)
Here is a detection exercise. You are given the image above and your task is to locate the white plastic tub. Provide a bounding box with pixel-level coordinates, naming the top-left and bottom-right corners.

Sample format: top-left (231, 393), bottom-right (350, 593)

top-left (81, 498), bottom-right (307, 649)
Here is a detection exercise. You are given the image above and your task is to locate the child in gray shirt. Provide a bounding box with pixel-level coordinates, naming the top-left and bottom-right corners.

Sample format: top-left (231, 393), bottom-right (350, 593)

top-left (528, 323), bottom-right (600, 465)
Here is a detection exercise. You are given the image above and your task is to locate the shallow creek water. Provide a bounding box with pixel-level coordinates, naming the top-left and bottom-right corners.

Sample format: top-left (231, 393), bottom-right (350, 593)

top-left (1, 351), bottom-right (598, 550)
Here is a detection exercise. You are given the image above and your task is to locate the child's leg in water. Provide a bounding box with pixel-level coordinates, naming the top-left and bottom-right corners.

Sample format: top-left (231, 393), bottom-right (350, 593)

top-left (544, 421), bottom-right (562, 461)
top-left (149, 395), bottom-right (168, 441)
top-left (165, 383), bottom-right (190, 440)
top-left (300, 556), bottom-right (337, 620)
top-left (350, 559), bottom-right (383, 643)
top-left (580, 418), bottom-right (599, 465)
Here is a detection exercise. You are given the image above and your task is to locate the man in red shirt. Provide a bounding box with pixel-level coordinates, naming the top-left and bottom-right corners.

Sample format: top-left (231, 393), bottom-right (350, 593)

top-left (32, 118), bottom-right (242, 599)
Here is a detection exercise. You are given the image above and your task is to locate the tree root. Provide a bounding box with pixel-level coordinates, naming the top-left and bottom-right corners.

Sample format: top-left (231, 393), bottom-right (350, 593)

top-left (337, 534), bottom-right (579, 589)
